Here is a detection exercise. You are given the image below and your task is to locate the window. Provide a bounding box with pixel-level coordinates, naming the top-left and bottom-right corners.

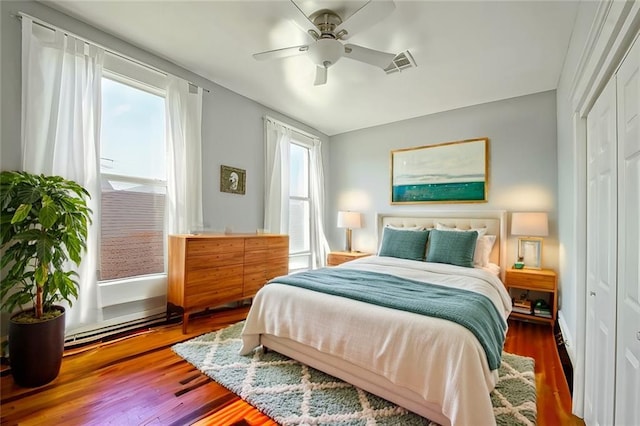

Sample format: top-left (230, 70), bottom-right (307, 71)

top-left (288, 141), bottom-right (311, 272)
top-left (99, 75), bottom-right (166, 281)
top-left (265, 117), bottom-right (329, 272)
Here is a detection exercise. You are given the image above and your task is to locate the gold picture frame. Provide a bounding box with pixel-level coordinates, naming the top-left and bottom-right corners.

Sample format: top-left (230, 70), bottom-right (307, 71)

top-left (220, 165), bottom-right (246, 195)
top-left (390, 138), bottom-right (489, 204)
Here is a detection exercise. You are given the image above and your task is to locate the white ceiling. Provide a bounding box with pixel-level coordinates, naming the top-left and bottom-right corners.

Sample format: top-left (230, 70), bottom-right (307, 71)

top-left (46, 1), bottom-right (579, 136)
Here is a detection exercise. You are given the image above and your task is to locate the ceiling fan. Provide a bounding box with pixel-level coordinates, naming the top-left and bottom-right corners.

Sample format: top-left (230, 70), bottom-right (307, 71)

top-left (253, 0), bottom-right (412, 85)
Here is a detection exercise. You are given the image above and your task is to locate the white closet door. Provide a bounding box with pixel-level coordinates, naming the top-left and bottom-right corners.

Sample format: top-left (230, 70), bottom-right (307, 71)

top-left (616, 34), bottom-right (640, 426)
top-left (585, 76), bottom-right (617, 426)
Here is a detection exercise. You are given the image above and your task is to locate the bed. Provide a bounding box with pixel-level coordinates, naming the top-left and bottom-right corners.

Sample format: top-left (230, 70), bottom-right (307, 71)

top-left (240, 211), bottom-right (512, 426)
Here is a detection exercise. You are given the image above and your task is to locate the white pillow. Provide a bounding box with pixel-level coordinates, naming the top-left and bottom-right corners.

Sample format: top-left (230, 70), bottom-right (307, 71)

top-left (435, 222), bottom-right (488, 237)
top-left (480, 262), bottom-right (501, 276)
top-left (475, 235), bottom-right (497, 267)
top-left (434, 223), bottom-right (495, 266)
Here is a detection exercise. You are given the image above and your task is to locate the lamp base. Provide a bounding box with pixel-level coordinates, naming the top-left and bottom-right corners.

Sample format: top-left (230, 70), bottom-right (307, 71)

top-left (344, 228), bottom-right (353, 252)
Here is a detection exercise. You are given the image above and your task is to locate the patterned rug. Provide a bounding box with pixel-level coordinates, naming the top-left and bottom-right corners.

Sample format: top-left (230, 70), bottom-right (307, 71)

top-left (173, 322), bottom-right (537, 425)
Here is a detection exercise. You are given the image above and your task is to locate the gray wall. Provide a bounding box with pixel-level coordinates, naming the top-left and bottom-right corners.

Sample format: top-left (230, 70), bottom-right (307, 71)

top-left (0, 0), bottom-right (330, 235)
top-left (328, 90), bottom-right (559, 271)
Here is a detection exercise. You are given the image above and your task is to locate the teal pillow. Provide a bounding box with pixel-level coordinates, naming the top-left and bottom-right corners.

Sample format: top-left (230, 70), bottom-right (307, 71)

top-left (378, 228), bottom-right (429, 261)
top-left (426, 229), bottom-right (478, 268)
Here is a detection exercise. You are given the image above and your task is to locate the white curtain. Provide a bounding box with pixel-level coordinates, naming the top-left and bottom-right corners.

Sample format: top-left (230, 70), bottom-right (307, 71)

top-left (264, 117), bottom-right (329, 268)
top-left (21, 17), bottom-right (104, 330)
top-left (165, 76), bottom-right (204, 235)
top-left (264, 119), bottom-right (291, 234)
top-left (309, 138), bottom-right (330, 268)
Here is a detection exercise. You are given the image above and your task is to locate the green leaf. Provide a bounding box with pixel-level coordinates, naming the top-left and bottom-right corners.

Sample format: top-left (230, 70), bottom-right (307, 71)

top-left (16, 186), bottom-right (41, 204)
top-left (65, 234), bottom-right (82, 265)
top-left (3, 291), bottom-right (33, 314)
top-left (34, 264), bottom-right (48, 287)
top-left (36, 235), bottom-right (54, 266)
top-left (11, 203), bottom-right (32, 224)
top-left (12, 229), bottom-right (43, 241)
top-left (39, 198), bottom-right (59, 228)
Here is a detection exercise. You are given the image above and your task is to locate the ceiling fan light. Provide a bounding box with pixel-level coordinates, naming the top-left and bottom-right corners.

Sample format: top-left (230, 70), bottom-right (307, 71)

top-left (307, 38), bottom-right (343, 68)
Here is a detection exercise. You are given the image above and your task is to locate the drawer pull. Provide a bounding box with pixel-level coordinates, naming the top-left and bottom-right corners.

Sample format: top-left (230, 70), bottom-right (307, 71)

top-left (589, 291), bottom-right (596, 296)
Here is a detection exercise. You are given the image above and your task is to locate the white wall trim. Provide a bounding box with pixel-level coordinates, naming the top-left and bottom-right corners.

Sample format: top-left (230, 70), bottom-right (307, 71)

top-left (568, 1), bottom-right (614, 102)
top-left (565, 1), bottom-right (640, 419)
top-left (571, 111), bottom-right (588, 418)
top-left (98, 274), bottom-right (167, 308)
top-left (557, 309), bottom-right (576, 365)
top-left (572, 2), bottom-right (640, 117)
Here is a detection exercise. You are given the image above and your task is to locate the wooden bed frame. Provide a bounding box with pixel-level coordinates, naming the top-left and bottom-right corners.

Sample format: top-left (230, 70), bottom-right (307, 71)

top-left (261, 210), bottom-right (508, 425)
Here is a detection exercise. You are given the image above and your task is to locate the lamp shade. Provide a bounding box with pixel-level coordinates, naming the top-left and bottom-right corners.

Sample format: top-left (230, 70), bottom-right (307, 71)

top-left (511, 212), bottom-right (549, 237)
top-left (337, 211), bottom-right (362, 229)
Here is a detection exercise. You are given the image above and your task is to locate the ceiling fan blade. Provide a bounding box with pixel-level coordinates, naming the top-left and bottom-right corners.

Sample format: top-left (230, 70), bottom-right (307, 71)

top-left (289, 0), bottom-right (320, 39)
top-left (314, 65), bottom-right (327, 86)
top-left (343, 44), bottom-right (396, 69)
top-left (253, 45), bottom-right (309, 61)
top-left (334, 0), bottom-right (395, 40)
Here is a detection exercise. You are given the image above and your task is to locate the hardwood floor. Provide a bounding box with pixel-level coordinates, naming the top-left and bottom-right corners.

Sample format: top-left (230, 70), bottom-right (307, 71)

top-left (504, 320), bottom-right (583, 426)
top-left (1, 307), bottom-right (583, 425)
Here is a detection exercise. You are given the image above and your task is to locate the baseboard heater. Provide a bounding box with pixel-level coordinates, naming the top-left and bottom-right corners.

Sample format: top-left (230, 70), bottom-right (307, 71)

top-left (64, 312), bottom-right (167, 348)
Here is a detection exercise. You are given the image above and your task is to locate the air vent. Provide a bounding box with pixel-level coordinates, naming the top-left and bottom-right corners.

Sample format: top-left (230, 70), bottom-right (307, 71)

top-left (384, 51), bottom-right (417, 74)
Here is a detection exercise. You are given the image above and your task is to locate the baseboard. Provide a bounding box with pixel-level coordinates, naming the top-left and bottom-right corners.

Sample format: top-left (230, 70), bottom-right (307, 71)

top-left (557, 310), bottom-right (575, 366)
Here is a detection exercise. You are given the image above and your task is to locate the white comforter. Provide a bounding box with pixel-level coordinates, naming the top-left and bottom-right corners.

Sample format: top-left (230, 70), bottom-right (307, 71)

top-left (240, 256), bottom-right (512, 426)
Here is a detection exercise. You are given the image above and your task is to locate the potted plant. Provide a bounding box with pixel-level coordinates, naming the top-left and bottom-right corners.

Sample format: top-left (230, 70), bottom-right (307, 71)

top-left (0, 171), bottom-right (91, 387)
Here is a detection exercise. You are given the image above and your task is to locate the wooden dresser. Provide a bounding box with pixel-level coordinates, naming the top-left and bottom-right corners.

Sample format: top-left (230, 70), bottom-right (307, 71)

top-left (167, 233), bottom-right (288, 333)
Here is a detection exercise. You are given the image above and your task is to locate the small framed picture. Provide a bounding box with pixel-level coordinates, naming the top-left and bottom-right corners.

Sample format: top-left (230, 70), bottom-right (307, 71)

top-left (518, 237), bottom-right (543, 269)
top-left (220, 165), bottom-right (246, 195)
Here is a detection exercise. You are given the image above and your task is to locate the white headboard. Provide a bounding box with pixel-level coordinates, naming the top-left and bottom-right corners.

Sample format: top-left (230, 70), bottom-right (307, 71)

top-left (376, 210), bottom-right (507, 281)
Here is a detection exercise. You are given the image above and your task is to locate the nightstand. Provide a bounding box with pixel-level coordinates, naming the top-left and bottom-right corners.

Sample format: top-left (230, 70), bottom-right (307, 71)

top-left (504, 268), bottom-right (557, 325)
top-left (327, 251), bottom-right (372, 266)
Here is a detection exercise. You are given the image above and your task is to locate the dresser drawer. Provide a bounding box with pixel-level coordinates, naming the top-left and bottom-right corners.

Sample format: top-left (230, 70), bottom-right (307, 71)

top-left (244, 270), bottom-right (267, 289)
top-left (267, 258), bottom-right (289, 279)
top-left (187, 238), bottom-right (244, 255)
top-left (185, 283), bottom-right (243, 308)
top-left (268, 237), bottom-right (289, 252)
top-left (187, 251), bottom-right (243, 268)
top-left (245, 249), bottom-right (269, 265)
top-left (506, 270), bottom-right (556, 290)
top-left (245, 237), bottom-right (269, 250)
top-left (185, 265), bottom-right (244, 289)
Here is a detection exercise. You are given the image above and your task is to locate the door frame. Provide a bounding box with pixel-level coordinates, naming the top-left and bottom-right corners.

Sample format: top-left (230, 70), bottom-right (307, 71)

top-left (560, 1), bottom-right (640, 418)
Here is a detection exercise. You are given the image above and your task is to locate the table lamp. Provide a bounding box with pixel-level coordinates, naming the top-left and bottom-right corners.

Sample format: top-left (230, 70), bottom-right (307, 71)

top-left (337, 211), bottom-right (361, 252)
top-left (511, 212), bottom-right (549, 269)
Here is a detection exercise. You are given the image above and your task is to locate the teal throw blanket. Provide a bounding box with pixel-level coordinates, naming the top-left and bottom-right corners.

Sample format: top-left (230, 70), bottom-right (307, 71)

top-left (271, 268), bottom-right (507, 370)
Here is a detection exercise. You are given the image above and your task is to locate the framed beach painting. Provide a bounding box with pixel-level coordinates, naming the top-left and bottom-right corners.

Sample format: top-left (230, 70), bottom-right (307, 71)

top-left (391, 138), bottom-right (489, 204)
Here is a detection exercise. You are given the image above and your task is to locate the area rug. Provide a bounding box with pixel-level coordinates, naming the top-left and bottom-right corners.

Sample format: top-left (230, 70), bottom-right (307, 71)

top-left (173, 322), bottom-right (536, 425)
